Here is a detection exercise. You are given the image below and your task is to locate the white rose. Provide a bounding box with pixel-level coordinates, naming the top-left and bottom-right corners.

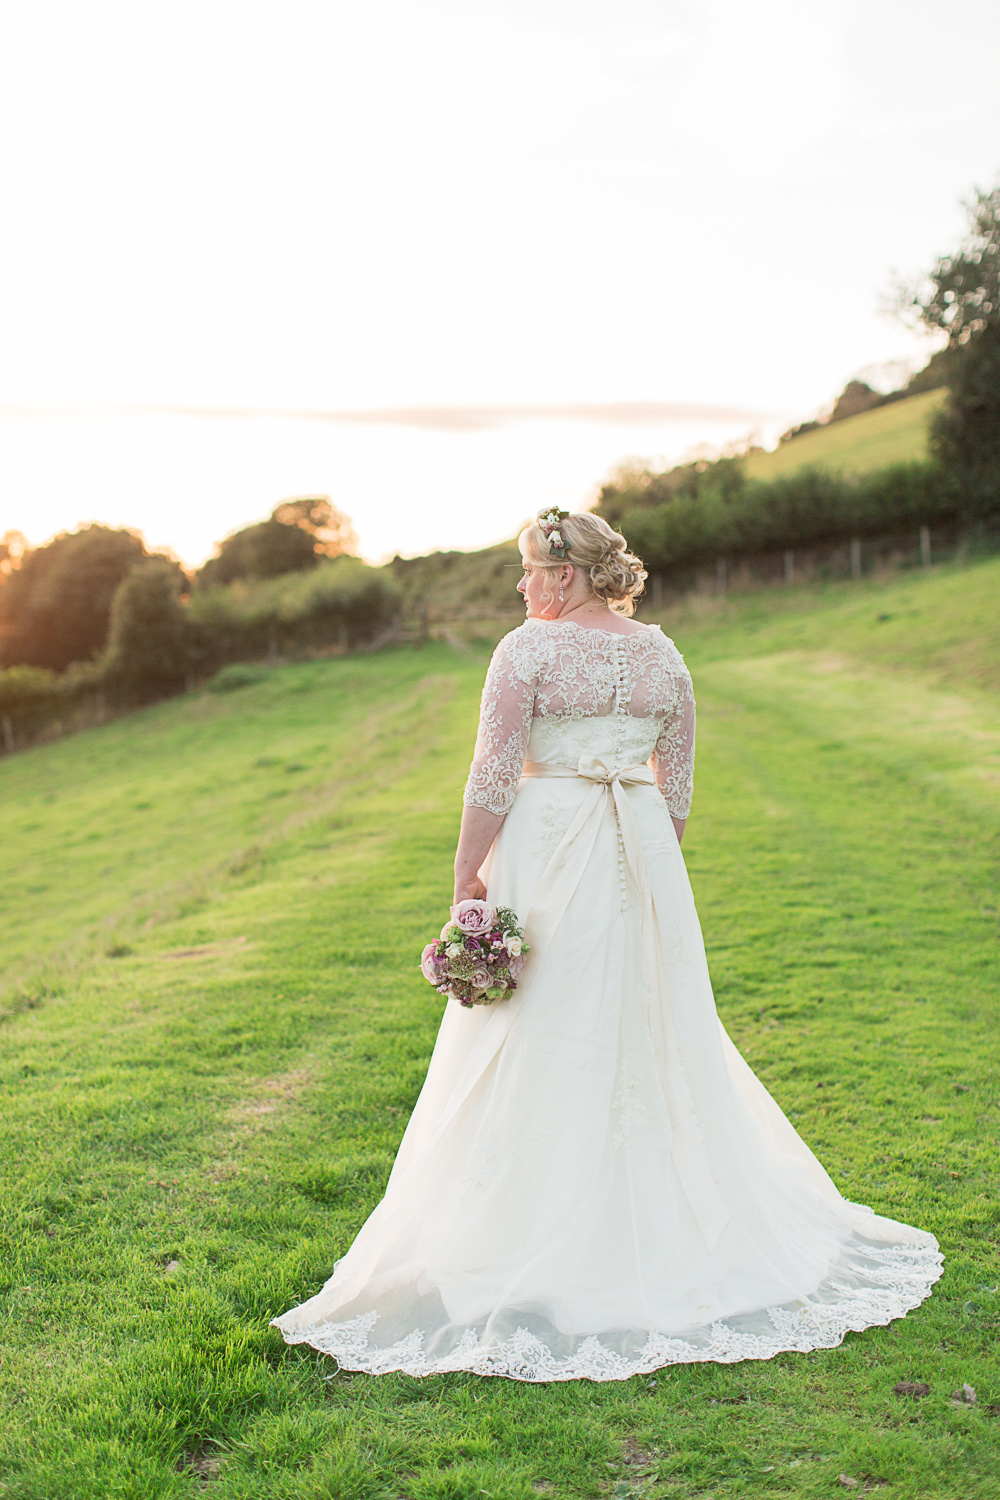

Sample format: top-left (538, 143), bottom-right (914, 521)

top-left (505, 935), bottom-right (522, 956)
top-left (446, 942), bottom-right (464, 959)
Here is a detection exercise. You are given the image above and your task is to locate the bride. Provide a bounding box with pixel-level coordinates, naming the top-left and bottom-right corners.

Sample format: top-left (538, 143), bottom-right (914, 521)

top-left (273, 508), bottom-right (941, 1381)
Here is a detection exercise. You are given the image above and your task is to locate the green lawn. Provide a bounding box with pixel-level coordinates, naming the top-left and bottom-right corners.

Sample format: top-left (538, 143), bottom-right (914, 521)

top-left (2, 558), bottom-right (999, 1499)
top-left (743, 390), bottom-right (946, 481)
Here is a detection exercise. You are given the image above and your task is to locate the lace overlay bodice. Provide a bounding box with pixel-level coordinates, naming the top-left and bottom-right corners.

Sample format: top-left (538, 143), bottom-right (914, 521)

top-left (463, 621), bottom-right (696, 819)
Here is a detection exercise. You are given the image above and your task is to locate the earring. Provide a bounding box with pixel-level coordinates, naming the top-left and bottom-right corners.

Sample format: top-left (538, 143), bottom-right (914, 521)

top-left (558, 582), bottom-right (564, 602)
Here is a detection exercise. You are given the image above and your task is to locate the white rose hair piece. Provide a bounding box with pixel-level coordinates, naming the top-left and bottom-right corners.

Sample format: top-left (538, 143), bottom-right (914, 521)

top-left (536, 506), bottom-right (570, 559)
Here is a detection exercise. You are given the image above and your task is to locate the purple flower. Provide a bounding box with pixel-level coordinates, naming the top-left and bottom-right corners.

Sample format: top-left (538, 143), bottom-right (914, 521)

top-left (420, 942), bottom-right (445, 984)
top-left (470, 964), bottom-right (492, 989)
top-left (450, 899), bottom-right (496, 937)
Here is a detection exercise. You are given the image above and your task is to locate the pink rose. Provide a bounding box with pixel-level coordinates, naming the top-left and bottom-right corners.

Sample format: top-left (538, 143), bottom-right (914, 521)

top-left (507, 951), bottom-right (526, 979)
top-left (420, 942), bottom-right (444, 984)
top-left (470, 964), bottom-right (492, 989)
top-left (450, 899), bottom-right (496, 936)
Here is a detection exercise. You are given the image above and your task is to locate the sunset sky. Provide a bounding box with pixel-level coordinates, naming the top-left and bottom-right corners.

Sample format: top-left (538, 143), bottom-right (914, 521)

top-left (2, 0), bottom-right (998, 565)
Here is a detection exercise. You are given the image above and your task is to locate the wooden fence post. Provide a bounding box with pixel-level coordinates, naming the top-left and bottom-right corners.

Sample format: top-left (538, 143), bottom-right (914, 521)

top-left (850, 538), bottom-right (861, 580)
top-left (920, 526), bottom-right (931, 568)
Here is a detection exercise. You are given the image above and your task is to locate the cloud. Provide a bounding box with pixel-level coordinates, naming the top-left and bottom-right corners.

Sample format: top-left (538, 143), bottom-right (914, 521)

top-left (0, 400), bottom-right (771, 432)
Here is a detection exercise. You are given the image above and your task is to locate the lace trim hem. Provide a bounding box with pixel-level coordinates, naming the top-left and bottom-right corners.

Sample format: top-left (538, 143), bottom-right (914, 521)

top-left (271, 1243), bottom-right (943, 1383)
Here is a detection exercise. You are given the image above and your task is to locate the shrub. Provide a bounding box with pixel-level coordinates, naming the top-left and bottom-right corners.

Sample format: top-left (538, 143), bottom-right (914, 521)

top-left (188, 555), bottom-right (400, 660)
top-left (100, 560), bottom-right (205, 700)
top-left (0, 666), bottom-right (59, 724)
top-left (615, 461), bottom-right (966, 577)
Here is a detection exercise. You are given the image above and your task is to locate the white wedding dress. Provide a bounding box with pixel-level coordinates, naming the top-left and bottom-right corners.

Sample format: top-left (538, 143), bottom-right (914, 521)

top-left (273, 620), bottom-right (941, 1381)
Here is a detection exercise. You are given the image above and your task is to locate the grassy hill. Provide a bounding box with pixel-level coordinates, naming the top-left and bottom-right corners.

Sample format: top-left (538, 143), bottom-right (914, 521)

top-left (2, 558), bottom-right (999, 1497)
top-left (744, 388), bottom-right (947, 482)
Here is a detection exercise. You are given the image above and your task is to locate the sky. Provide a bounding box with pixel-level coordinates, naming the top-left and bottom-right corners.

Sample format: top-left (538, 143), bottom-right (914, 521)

top-left (1, 0), bottom-right (998, 566)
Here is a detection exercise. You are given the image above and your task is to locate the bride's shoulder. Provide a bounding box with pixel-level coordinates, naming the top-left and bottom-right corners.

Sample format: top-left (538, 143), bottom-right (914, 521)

top-left (649, 627), bottom-right (691, 674)
top-left (496, 619), bottom-right (548, 648)
top-left (490, 620), bottom-right (553, 672)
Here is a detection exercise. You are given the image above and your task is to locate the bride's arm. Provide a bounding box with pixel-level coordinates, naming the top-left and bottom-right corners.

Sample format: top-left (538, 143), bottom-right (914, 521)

top-left (457, 631), bottom-right (536, 900)
top-left (454, 806), bottom-right (505, 901)
top-left (651, 660), bottom-right (696, 843)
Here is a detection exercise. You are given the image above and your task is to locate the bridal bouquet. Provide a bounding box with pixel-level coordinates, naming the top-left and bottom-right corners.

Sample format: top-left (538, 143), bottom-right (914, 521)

top-left (420, 899), bottom-right (529, 1007)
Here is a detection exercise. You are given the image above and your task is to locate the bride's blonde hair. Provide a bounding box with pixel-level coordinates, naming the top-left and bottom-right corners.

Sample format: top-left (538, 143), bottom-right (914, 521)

top-left (519, 511), bottom-right (647, 616)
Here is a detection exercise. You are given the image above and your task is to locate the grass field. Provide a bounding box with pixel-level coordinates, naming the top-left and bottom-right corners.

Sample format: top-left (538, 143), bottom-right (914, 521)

top-left (2, 557), bottom-right (999, 1499)
top-left (743, 390), bottom-right (947, 482)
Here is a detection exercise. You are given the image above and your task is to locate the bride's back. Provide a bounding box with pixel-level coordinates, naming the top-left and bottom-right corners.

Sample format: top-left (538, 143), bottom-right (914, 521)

top-left (465, 619), bottom-right (696, 819)
top-left (500, 619), bottom-right (690, 720)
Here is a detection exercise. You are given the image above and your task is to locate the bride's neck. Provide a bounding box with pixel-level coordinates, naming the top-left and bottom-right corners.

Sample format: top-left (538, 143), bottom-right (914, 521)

top-left (555, 596), bottom-right (610, 622)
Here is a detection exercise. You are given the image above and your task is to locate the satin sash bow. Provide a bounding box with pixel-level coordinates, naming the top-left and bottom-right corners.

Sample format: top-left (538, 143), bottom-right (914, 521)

top-left (521, 754), bottom-right (654, 909)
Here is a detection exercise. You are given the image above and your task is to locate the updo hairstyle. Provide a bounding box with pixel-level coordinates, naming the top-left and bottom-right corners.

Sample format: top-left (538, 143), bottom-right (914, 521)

top-left (519, 511), bottom-right (647, 616)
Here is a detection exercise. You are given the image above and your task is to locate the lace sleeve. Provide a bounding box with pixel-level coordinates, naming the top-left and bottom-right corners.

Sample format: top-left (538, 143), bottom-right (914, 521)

top-left (463, 630), bottom-right (538, 816)
top-left (651, 661), bottom-right (695, 820)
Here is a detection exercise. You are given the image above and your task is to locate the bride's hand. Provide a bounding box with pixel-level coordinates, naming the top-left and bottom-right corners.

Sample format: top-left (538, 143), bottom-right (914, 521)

top-left (454, 875), bottom-right (488, 903)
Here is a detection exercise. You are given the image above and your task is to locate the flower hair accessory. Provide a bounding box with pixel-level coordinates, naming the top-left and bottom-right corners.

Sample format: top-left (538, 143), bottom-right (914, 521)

top-left (537, 506), bottom-right (570, 559)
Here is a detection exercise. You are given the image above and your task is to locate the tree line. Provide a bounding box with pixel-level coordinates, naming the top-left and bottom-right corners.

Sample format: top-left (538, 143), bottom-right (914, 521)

top-left (596, 188), bottom-right (1000, 577)
top-left (596, 460), bottom-right (964, 578)
top-left (0, 499), bottom-right (400, 738)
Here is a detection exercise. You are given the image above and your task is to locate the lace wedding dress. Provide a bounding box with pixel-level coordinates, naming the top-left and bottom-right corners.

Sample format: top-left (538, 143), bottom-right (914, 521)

top-left (273, 620), bottom-right (941, 1381)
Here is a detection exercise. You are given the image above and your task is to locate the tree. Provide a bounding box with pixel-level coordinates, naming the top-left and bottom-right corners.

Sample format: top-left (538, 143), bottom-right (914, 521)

top-left (197, 518), bottom-right (317, 588)
top-left (0, 530), bottom-right (27, 579)
top-left (100, 559), bottom-right (204, 699)
top-left (930, 323), bottom-right (1000, 509)
top-left (271, 496), bottom-right (358, 558)
top-left (197, 497), bottom-right (358, 589)
top-left (828, 380), bottom-right (884, 422)
top-left (0, 525), bottom-right (147, 671)
top-left (901, 185), bottom-right (1000, 509)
